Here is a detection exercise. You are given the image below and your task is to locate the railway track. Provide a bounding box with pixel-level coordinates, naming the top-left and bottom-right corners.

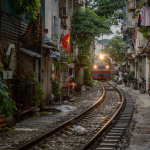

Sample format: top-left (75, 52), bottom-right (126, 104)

top-left (11, 82), bottom-right (133, 150)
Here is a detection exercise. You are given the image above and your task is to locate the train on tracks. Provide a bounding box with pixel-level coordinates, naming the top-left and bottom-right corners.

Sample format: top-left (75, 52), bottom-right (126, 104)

top-left (92, 55), bottom-right (111, 80)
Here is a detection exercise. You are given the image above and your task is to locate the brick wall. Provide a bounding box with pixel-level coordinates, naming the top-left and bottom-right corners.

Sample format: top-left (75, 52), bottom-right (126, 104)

top-left (22, 15), bottom-right (43, 54)
top-left (20, 53), bottom-right (34, 74)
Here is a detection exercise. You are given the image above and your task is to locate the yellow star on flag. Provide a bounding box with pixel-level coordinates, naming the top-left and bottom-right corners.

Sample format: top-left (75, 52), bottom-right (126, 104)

top-left (62, 31), bottom-right (71, 54)
top-left (66, 37), bottom-right (70, 44)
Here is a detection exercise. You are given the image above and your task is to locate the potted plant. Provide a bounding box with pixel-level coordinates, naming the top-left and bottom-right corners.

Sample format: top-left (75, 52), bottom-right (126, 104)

top-left (18, 69), bottom-right (45, 108)
top-left (0, 63), bottom-right (17, 123)
top-left (52, 80), bottom-right (62, 102)
top-left (127, 71), bottom-right (135, 86)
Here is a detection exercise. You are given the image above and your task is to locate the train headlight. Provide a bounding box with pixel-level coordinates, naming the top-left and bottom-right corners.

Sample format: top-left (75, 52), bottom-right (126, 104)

top-left (94, 65), bottom-right (97, 69)
top-left (106, 65), bottom-right (109, 69)
top-left (100, 55), bottom-right (104, 59)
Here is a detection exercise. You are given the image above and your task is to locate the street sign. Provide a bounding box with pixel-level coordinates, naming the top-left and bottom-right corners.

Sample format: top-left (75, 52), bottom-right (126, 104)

top-left (3, 71), bottom-right (13, 79)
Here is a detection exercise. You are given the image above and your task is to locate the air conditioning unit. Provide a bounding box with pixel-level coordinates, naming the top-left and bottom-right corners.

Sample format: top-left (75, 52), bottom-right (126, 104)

top-left (62, 7), bottom-right (66, 16)
top-left (54, 18), bottom-right (61, 42)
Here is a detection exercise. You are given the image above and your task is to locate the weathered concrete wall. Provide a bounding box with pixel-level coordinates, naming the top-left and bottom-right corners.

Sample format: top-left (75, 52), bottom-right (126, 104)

top-left (95, 43), bottom-right (104, 56)
top-left (75, 66), bottom-right (84, 85)
top-left (45, 0), bottom-right (59, 40)
top-left (41, 48), bottom-right (52, 105)
top-left (142, 57), bottom-right (146, 78)
top-left (129, 60), bottom-right (135, 72)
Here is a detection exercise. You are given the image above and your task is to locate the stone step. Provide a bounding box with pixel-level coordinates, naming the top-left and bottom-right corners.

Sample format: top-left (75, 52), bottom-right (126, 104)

top-left (105, 136), bottom-right (121, 139)
top-left (110, 130), bottom-right (124, 133)
top-left (96, 147), bottom-right (114, 150)
top-left (107, 133), bottom-right (123, 136)
top-left (103, 139), bottom-right (119, 143)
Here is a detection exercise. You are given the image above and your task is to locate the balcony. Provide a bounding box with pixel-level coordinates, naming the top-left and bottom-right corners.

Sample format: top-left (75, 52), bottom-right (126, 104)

top-left (128, 0), bottom-right (136, 11)
top-left (127, 13), bottom-right (138, 29)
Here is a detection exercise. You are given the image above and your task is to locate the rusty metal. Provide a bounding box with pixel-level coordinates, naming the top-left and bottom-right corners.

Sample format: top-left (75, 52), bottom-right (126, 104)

top-left (0, 12), bottom-right (28, 40)
top-left (12, 83), bottom-right (106, 150)
top-left (80, 82), bottom-right (125, 150)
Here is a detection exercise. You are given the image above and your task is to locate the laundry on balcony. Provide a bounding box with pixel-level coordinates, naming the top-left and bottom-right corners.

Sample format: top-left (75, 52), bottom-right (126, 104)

top-left (51, 50), bottom-right (60, 61)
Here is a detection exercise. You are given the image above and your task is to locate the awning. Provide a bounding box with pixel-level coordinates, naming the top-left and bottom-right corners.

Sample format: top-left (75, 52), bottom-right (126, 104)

top-left (51, 50), bottom-right (60, 61)
top-left (44, 32), bottom-right (51, 43)
top-left (20, 48), bottom-right (42, 58)
top-left (43, 44), bottom-right (59, 52)
top-left (67, 63), bottom-right (74, 68)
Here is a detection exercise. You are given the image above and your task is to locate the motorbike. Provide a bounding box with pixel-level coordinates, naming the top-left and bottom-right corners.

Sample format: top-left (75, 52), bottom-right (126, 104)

top-left (139, 78), bottom-right (146, 93)
top-left (117, 76), bottom-right (123, 85)
top-left (126, 80), bottom-right (130, 87)
top-left (132, 77), bottom-right (138, 90)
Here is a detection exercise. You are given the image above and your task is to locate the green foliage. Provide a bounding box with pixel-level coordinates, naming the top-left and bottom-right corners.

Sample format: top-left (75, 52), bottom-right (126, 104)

top-left (127, 71), bottom-right (134, 82)
top-left (32, 78), bottom-right (45, 107)
top-left (52, 80), bottom-right (62, 97)
top-left (71, 9), bottom-right (115, 46)
top-left (92, 0), bottom-right (126, 18)
top-left (138, 26), bottom-right (149, 40)
top-left (16, 0), bottom-right (41, 20)
top-left (2, 53), bottom-right (13, 69)
top-left (0, 63), bottom-right (4, 72)
top-left (71, 8), bottom-right (115, 81)
top-left (84, 62), bottom-right (93, 88)
top-left (18, 69), bottom-right (45, 107)
top-left (109, 75), bottom-right (115, 81)
top-left (104, 31), bottom-right (126, 66)
top-left (0, 74), bottom-right (17, 116)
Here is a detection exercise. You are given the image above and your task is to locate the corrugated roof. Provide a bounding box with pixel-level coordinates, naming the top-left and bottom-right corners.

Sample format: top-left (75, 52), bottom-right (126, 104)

top-left (20, 48), bottom-right (42, 58)
top-left (44, 32), bottom-right (51, 43)
top-left (1, 12), bottom-right (28, 40)
top-left (43, 44), bottom-right (59, 52)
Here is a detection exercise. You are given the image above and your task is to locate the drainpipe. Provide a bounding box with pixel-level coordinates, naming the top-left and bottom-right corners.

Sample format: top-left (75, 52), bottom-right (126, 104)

top-left (135, 62), bottom-right (137, 78)
top-left (146, 54), bottom-right (150, 93)
top-left (83, 0), bottom-right (85, 9)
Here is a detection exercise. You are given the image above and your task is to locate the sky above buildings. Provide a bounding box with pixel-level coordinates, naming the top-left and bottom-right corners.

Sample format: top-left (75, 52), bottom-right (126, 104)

top-left (99, 24), bottom-right (122, 40)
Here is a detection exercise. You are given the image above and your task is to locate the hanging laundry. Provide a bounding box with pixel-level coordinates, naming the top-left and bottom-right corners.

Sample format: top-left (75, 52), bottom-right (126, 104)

top-left (141, 6), bottom-right (150, 26)
top-left (137, 12), bottom-right (141, 27)
top-left (50, 50), bottom-right (60, 61)
top-left (123, 35), bottom-right (126, 41)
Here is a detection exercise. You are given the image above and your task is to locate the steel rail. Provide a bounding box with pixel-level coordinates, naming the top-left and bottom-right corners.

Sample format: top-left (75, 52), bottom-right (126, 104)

top-left (80, 82), bottom-right (125, 150)
top-left (12, 83), bottom-right (106, 150)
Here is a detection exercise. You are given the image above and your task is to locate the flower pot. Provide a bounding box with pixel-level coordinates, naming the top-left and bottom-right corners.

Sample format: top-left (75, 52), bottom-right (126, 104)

top-left (0, 116), bottom-right (5, 124)
top-left (4, 117), bottom-right (13, 123)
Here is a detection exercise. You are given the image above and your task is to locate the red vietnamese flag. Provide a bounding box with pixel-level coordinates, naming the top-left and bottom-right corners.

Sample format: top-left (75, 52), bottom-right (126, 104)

top-left (61, 31), bottom-right (71, 54)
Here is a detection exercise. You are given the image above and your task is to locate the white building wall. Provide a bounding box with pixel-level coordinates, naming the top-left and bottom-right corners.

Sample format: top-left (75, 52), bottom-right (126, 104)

top-left (45, 0), bottom-right (59, 40)
top-left (95, 43), bottom-right (105, 56)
